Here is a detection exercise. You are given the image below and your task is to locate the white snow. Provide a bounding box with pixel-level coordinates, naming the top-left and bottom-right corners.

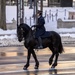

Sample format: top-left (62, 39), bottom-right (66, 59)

top-left (0, 34), bottom-right (17, 40)
top-left (0, 29), bottom-right (16, 34)
top-left (0, 6), bottom-right (75, 40)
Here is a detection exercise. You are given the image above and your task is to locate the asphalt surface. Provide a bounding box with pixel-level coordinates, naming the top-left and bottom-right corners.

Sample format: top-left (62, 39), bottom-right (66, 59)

top-left (0, 46), bottom-right (75, 75)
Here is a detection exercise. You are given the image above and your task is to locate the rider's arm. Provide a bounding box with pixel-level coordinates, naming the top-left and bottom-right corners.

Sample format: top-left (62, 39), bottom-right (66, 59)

top-left (32, 17), bottom-right (45, 28)
top-left (37, 18), bottom-right (45, 27)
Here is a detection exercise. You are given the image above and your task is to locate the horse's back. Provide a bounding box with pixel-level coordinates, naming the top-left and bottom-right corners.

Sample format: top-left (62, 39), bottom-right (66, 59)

top-left (40, 31), bottom-right (60, 39)
top-left (49, 31), bottom-right (61, 38)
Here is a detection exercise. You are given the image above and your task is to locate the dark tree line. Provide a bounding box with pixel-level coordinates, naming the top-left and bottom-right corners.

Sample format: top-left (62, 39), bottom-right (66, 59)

top-left (0, 0), bottom-right (6, 30)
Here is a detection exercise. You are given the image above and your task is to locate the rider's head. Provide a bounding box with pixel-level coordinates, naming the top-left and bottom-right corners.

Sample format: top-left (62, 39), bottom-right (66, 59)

top-left (37, 10), bottom-right (42, 16)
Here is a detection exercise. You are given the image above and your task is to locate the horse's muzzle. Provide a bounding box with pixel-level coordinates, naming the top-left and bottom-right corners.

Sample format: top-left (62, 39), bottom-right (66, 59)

top-left (18, 38), bottom-right (22, 42)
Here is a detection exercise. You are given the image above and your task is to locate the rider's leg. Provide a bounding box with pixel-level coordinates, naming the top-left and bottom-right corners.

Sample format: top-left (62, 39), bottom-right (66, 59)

top-left (38, 37), bottom-right (43, 48)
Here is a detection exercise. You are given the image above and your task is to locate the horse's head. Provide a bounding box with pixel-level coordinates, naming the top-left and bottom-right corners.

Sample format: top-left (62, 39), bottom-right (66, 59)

top-left (17, 23), bottom-right (31, 42)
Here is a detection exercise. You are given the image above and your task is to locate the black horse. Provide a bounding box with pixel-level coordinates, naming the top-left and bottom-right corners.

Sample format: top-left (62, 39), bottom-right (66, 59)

top-left (17, 23), bottom-right (64, 70)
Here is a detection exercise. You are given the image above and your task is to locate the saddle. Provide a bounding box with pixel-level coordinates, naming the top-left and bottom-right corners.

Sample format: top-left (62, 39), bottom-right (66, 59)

top-left (41, 31), bottom-right (51, 38)
top-left (33, 31), bottom-right (51, 39)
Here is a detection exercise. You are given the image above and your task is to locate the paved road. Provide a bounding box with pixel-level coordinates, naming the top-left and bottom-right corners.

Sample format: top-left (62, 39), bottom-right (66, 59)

top-left (0, 46), bottom-right (75, 75)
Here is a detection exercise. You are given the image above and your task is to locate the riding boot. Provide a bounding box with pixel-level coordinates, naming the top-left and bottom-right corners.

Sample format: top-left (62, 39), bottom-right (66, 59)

top-left (38, 37), bottom-right (43, 49)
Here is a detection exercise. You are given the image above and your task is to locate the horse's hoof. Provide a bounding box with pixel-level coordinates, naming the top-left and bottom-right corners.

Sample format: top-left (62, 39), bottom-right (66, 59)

top-left (34, 66), bottom-right (39, 69)
top-left (49, 61), bottom-right (52, 65)
top-left (49, 60), bottom-right (53, 65)
top-left (23, 67), bottom-right (27, 70)
top-left (51, 66), bottom-right (55, 69)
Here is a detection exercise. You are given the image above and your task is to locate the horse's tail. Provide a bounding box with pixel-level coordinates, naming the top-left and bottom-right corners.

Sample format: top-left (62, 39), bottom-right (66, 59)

top-left (59, 37), bottom-right (64, 54)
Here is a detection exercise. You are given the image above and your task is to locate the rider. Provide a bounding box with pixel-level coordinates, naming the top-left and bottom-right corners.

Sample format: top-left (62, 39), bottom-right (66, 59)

top-left (33, 10), bottom-right (45, 48)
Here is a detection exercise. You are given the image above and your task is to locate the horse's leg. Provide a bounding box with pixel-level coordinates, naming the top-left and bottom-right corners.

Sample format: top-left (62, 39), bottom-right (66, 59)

top-left (49, 52), bottom-right (55, 65)
top-left (23, 49), bottom-right (31, 70)
top-left (51, 48), bottom-right (59, 68)
top-left (49, 46), bottom-right (55, 65)
top-left (31, 49), bottom-right (39, 69)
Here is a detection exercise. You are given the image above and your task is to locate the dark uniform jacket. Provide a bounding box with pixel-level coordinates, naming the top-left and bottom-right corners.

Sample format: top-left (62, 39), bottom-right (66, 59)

top-left (35, 16), bottom-right (45, 38)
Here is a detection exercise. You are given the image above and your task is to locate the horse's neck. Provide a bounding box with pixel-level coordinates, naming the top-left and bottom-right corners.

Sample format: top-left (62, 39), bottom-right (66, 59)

top-left (24, 30), bottom-right (33, 40)
top-left (24, 30), bottom-right (34, 45)
top-left (28, 30), bottom-right (33, 38)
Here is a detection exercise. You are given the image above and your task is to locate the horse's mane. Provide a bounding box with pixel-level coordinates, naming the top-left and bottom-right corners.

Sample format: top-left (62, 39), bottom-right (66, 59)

top-left (20, 23), bottom-right (31, 31)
